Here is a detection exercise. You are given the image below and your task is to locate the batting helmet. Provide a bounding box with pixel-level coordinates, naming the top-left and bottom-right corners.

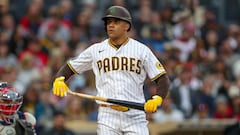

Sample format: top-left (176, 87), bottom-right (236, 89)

top-left (0, 82), bottom-right (23, 124)
top-left (102, 6), bottom-right (132, 31)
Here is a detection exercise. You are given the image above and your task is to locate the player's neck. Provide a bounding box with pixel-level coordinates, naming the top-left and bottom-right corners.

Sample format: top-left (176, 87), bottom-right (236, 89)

top-left (110, 35), bottom-right (129, 48)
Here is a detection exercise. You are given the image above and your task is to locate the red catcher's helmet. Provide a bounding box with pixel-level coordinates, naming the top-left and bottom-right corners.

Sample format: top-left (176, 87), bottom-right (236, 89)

top-left (0, 82), bottom-right (23, 123)
top-left (102, 6), bottom-right (132, 31)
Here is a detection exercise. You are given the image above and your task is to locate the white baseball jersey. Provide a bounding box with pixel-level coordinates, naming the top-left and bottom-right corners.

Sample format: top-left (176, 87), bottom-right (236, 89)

top-left (68, 38), bottom-right (166, 102)
top-left (68, 38), bottom-right (166, 135)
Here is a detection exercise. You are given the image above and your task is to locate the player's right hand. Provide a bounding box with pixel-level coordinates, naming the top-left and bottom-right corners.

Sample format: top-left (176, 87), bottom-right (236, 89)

top-left (53, 76), bottom-right (69, 97)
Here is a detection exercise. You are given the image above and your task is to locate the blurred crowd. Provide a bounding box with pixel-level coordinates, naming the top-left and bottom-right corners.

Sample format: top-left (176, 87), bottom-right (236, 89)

top-left (1, 0), bottom-right (240, 134)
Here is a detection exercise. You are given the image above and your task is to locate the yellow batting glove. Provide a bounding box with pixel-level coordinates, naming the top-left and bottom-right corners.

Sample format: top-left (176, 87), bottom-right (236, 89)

top-left (53, 76), bottom-right (69, 97)
top-left (144, 95), bottom-right (163, 113)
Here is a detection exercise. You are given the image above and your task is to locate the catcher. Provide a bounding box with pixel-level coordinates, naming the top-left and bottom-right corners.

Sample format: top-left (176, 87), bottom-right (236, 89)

top-left (52, 6), bottom-right (170, 135)
top-left (0, 82), bottom-right (36, 135)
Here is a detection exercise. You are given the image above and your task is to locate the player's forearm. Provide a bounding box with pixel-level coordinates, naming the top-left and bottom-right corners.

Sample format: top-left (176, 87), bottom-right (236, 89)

top-left (154, 74), bottom-right (170, 99)
top-left (54, 64), bottom-right (75, 81)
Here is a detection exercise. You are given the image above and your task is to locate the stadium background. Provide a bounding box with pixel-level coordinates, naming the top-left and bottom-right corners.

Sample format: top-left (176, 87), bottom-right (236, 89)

top-left (1, 0), bottom-right (240, 134)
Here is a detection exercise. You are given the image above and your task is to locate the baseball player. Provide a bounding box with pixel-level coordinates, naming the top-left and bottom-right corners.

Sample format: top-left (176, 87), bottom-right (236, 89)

top-left (0, 82), bottom-right (36, 135)
top-left (52, 6), bottom-right (170, 135)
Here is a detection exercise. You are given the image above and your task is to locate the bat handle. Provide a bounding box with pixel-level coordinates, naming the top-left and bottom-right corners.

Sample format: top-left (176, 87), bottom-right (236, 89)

top-left (107, 99), bottom-right (145, 111)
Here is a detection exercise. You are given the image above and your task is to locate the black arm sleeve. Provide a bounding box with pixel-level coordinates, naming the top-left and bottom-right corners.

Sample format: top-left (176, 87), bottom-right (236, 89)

top-left (154, 74), bottom-right (170, 99)
top-left (53, 64), bottom-right (75, 81)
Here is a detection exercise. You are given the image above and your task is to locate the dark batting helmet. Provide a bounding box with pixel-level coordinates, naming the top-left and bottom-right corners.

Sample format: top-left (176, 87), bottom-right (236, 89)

top-left (102, 6), bottom-right (132, 31)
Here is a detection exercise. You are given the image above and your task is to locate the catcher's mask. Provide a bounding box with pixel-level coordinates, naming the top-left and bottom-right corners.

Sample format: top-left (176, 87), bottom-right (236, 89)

top-left (102, 6), bottom-right (132, 31)
top-left (0, 82), bottom-right (23, 123)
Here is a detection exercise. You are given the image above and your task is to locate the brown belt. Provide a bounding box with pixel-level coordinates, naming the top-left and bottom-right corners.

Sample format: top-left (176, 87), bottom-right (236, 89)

top-left (100, 104), bottom-right (129, 112)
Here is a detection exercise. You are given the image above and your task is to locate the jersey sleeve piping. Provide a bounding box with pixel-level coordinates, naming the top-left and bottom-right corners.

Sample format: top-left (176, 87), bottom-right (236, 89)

top-left (67, 62), bottom-right (80, 75)
top-left (151, 71), bottom-right (167, 81)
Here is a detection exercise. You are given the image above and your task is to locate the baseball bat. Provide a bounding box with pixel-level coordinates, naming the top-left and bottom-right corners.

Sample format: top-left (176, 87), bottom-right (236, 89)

top-left (68, 90), bottom-right (145, 111)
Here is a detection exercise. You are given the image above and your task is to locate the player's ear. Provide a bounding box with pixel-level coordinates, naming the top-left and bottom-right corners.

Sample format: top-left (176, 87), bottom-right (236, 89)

top-left (124, 22), bottom-right (130, 31)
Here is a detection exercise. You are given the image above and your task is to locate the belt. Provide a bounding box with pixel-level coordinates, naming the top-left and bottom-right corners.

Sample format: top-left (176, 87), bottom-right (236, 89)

top-left (100, 104), bottom-right (129, 112)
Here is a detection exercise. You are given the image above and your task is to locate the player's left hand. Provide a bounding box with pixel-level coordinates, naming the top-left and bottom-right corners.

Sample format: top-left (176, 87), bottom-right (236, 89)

top-left (52, 76), bottom-right (69, 97)
top-left (144, 95), bottom-right (162, 113)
